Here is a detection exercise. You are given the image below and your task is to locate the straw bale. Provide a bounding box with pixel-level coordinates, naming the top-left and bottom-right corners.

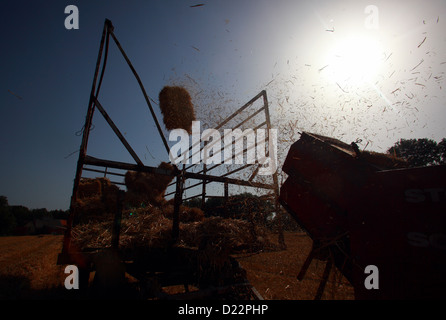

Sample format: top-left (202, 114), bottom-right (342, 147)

top-left (179, 217), bottom-right (273, 252)
top-left (101, 178), bottom-right (120, 211)
top-left (185, 207), bottom-right (205, 222)
top-left (78, 178), bottom-right (102, 199)
top-left (74, 177), bottom-right (120, 223)
top-left (158, 86), bottom-right (195, 134)
top-left (124, 162), bottom-right (175, 208)
top-left (77, 177), bottom-right (119, 199)
top-left (73, 196), bottom-right (108, 221)
top-left (124, 191), bottom-right (165, 208)
top-left (162, 204), bottom-right (205, 223)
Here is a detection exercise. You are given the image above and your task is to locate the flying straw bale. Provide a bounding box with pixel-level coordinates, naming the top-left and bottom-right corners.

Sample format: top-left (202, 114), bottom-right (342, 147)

top-left (158, 86), bottom-right (196, 134)
top-left (124, 162), bottom-right (175, 208)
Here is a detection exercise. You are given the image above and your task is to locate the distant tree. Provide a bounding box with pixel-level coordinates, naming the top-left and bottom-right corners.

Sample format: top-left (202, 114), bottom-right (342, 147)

top-left (49, 209), bottom-right (69, 220)
top-left (388, 138), bottom-right (443, 167)
top-left (439, 138), bottom-right (446, 164)
top-left (0, 196), bottom-right (16, 235)
top-left (203, 197), bottom-right (225, 217)
top-left (204, 192), bottom-right (273, 223)
top-left (0, 196), bottom-right (8, 208)
top-left (31, 208), bottom-right (49, 219)
top-left (225, 192), bottom-right (272, 221)
top-left (183, 197), bottom-right (202, 209)
top-left (10, 205), bottom-right (32, 227)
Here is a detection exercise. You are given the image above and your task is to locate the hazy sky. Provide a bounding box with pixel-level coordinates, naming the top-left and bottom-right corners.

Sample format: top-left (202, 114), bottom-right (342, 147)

top-left (1, 0), bottom-right (445, 210)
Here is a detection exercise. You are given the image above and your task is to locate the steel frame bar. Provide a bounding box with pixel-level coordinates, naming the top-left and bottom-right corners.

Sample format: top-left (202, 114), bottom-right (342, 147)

top-left (93, 97), bottom-right (143, 166)
top-left (82, 167), bottom-right (126, 177)
top-left (63, 19), bottom-right (112, 253)
top-left (172, 90), bottom-right (267, 171)
top-left (84, 156), bottom-right (275, 190)
top-left (166, 99), bottom-right (269, 189)
top-left (108, 30), bottom-right (170, 155)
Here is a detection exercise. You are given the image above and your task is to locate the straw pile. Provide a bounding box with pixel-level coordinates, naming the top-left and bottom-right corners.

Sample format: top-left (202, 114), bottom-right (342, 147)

top-left (158, 86), bottom-right (196, 134)
top-left (162, 204), bottom-right (205, 223)
top-left (124, 162), bottom-right (175, 208)
top-left (71, 209), bottom-right (266, 290)
top-left (74, 177), bottom-right (120, 223)
top-left (72, 207), bottom-right (173, 250)
top-left (70, 205), bottom-right (274, 254)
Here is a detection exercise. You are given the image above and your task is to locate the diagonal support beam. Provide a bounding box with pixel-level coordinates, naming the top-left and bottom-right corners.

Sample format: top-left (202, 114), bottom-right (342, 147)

top-left (109, 30), bottom-right (170, 156)
top-left (93, 97), bottom-right (144, 166)
top-left (63, 19), bottom-right (112, 254)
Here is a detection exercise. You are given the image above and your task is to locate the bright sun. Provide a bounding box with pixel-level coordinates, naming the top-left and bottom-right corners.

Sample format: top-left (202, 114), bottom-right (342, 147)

top-left (325, 35), bottom-right (384, 86)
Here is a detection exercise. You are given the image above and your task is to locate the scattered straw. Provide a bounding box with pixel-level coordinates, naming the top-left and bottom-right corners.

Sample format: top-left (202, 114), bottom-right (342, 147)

top-left (71, 205), bottom-right (275, 254)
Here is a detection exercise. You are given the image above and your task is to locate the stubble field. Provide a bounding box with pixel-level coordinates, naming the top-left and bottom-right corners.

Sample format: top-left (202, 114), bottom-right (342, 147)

top-left (0, 232), bottom-right (354, 300)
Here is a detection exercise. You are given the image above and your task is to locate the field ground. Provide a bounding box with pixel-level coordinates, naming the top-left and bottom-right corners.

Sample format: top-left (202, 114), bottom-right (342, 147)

top-left (235, 232), bottom-right (354, 300)
top-left (0, 232), bottom-right (354, 300)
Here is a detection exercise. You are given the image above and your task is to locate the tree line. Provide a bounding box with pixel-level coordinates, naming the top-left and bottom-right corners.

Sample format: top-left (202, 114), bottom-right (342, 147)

top-left (184, 192), bottom-right (301, 232)
top-left (388, 137), bottom-right (446, 167)
top-left (0, 196), bottom-right (69, 236)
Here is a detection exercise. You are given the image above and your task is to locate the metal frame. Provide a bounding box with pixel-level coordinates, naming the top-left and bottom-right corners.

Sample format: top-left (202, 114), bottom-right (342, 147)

top-left (61, 19), bottom-right (283, 259)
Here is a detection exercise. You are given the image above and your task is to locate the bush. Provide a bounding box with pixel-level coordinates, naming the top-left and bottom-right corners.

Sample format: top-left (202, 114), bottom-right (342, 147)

top-left (0, 196), bottom-right (16, 236)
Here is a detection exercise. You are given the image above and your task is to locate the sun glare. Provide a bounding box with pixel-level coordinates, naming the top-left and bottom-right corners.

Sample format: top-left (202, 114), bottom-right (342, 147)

top-left (325, 35), bottom-right (384, 86)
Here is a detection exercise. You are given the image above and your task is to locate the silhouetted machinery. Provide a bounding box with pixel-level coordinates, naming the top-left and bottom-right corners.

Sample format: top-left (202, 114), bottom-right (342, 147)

top-left (279, 132), bottom-right (446, 299)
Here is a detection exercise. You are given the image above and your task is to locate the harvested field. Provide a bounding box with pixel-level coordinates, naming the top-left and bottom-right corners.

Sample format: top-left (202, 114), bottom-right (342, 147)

top-left (0, 235), bottom-right (67, 299)
top-left (0, 232), bottom-right (354, 300)
top-left (235, 232), bottom-right (354, 300)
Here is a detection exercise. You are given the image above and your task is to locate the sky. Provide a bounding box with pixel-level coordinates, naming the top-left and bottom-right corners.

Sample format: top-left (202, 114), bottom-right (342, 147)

top-left (1, 0), bottom-right (445, 210)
